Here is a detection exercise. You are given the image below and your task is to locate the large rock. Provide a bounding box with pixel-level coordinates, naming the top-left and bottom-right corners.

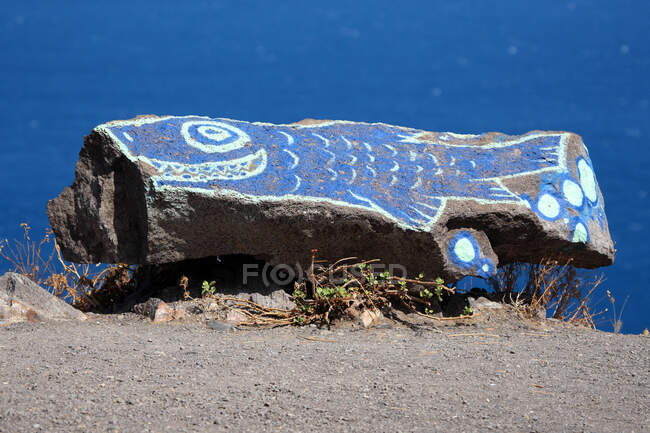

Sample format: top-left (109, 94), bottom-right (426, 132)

top-left (47, 115), bottom-right (614, 281)
top-left (0, 272), bottom-right (87, 323)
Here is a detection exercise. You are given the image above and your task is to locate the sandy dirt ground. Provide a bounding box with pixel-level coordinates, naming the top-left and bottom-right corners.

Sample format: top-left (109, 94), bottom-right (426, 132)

top-left (0, 309), bottom-right (648, 433)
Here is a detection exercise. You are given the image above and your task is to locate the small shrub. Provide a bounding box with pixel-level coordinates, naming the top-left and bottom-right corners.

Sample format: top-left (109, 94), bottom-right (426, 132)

top-left (286, 250), bottom-right (455, 326)
top-left (489, 256), bottom-right (608, 329)
top-left (1, 224), bottom-right (137, 312)
top-left (0, 223), bottom-right (56, 285)
top-left (202, 280), bottom-right (217, 297)
top-left (198, 250), bottom-right (457, 327)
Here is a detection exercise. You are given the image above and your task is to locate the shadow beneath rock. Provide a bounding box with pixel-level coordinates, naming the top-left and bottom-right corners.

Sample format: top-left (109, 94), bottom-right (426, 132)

top-left (115, 255), bottom-right (296, 313)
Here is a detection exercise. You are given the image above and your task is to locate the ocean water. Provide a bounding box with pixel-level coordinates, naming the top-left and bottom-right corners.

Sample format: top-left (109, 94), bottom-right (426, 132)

top-left (0, 1), bottom-right (647, 333)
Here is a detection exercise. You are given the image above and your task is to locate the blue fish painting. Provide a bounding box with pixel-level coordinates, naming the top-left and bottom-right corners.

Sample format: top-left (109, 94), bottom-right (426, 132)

top-left (97, 115), bottom-right (604, 240)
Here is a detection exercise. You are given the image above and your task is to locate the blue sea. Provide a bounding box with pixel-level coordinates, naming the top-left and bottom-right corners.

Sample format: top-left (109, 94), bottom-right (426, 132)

top-left (0, 1), bottom-right (648, 333)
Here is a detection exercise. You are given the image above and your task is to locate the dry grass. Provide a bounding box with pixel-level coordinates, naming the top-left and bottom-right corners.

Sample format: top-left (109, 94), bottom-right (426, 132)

top-left (489, 257), bottom-right (606, 328)
top-left (605, 289), bottom-right (629, 334)
top-left (204, 295), bottom-right (297, 327)
top-left (0, 223), bottom-right (56, 285)
top-left (1, 224), bottom-right (136, 312)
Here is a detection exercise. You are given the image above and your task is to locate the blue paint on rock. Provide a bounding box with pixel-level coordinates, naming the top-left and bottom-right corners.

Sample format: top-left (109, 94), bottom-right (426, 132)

top-left (522, 154), bottom-right (608, 245)
top-left (571, 216), bottom-right (591, 244)
top-left (448, 231), bottom-right (480, 269)
top-left (100, 116), bottom-right (581, 232)
top-left (447, 231), bottom-right (497, 277)
top-left (476, 258), bottom-right (497, 278)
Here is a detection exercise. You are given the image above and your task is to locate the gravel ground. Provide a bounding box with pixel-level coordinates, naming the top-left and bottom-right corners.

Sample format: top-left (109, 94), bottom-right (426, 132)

top-left (0, 310), bottom-right (648, 433)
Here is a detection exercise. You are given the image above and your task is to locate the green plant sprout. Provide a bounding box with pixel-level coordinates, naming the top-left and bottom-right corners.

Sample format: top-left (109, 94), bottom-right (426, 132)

top-left (202, 280), bottom-right (217, 297)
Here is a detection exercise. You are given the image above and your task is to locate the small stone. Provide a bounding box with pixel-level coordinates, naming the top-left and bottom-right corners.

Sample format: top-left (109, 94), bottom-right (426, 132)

top-left (206, 301), bottom-right (220, 312)
top-left (269, 289), bottom-right (296, 310)
top-left (211, 289), bottom-right (296, 314)
top-left (225, 309), bottom-right (248, 324)
top-left (468, 296), bottom-right (504, 312)
top-left (152, 302), bottom-right (174, 323)
top-left (206, 320), bottom-right (237, 332)
top-left (132, 298), bottom-right (161, 319)
top-left (132, 298), bottom-right (179, 323)
top-left (249, 290), bottom-right (296, 310)
top-left (187, 304), bottom-right (204, 315)
top-left (359, 308), bottom-right (383, 328)
top-left (390, 309), bottom-right (436, 325)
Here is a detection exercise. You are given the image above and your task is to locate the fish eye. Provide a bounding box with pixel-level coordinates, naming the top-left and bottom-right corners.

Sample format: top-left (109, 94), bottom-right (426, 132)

top-left (196, 125), bottom-right (232, 142)
top-left (181, 120), bottom-right (251, 153)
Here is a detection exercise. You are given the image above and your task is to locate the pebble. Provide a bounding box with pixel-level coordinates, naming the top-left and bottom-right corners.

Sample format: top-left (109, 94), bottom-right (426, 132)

top-left (206, 320), bottom-right (237, 332)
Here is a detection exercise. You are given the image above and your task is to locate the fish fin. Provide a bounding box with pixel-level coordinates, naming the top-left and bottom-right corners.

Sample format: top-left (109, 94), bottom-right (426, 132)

top-left (469, 179), bottom-right (521, 202)
top-left (346, 190), bottom-right (443, 229)
top-left (408, 199), bottom-right (444, 226)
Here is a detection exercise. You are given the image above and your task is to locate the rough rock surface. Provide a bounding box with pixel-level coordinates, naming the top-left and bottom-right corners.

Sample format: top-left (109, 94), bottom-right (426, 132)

top-left (0, 272), bottom-right (87, 323)
top-left (468, 296), bottom-right (504, 312)
top-left (48, 115), bottom-right (615, 281)
top-left (248, 289), bottom-right (296, 310)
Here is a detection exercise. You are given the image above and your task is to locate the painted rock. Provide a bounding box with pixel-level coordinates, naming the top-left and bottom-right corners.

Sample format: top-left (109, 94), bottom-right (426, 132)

top-left (47, 115), bottom-right (614, 281)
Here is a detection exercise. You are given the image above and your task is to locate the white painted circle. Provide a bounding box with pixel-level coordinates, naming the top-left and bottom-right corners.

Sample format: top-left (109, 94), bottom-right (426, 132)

top-left (537, 193), bottom-right (561, 219)
top-left (562, 179), bottom-right (584, 207)
top-left (197, 125), bottom-right (231, 142)
top-left (572, 222), bottom-right (588, 243)
top-left (181, 120), bottom-right (250, 153)
top-left (481, 263), bottom-right (490, 273)
top-left (577, 159), bottom-right (598, 203)
top-left (454, 237), bottom-right (476, 263)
